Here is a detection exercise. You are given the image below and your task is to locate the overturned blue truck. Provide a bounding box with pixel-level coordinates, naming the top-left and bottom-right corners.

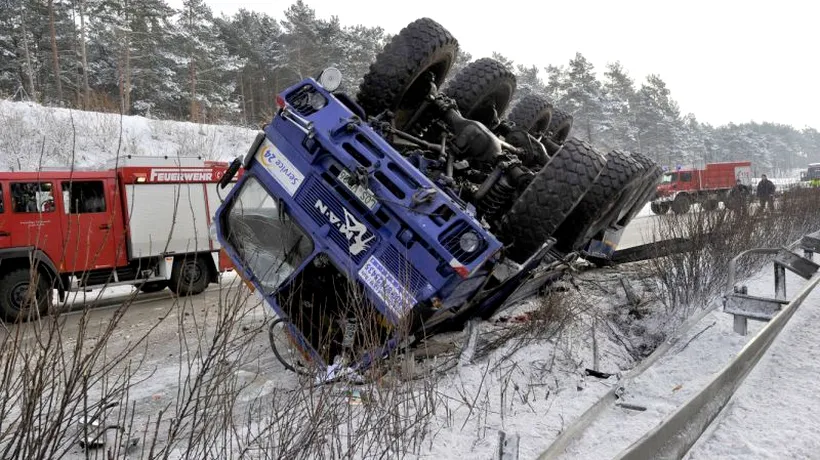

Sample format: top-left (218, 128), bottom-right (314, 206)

top-left (212, 18), bottom-right (662, 379)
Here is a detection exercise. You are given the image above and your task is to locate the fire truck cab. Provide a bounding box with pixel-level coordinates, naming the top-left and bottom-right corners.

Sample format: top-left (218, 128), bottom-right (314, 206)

top-left (0, 156), bottom-right (238, 321)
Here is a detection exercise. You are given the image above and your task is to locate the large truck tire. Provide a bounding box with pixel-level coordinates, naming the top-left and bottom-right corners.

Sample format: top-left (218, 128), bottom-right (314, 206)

top-left (616, 154), bottom-right (663, 226)
top-left (552, 149), bottom-right (646, 252)
top-left (169, 255), bottom-right (211, 296)
top-left (506, 94), bottom-right (553, 138)
top-left (547, 108), bottom-right (573, 145)
top-left (589, 150), bottom-right (653, 233)
top-left (443, 57), bottom-right (517, 128)
top-left (650, 202), bottom-right (670, 215)
top-left (499, 137), bottom-right (606, 263)
top-left (356, 17), bottom-right (458, 131)
top-left (0, 268), bottom-right (52, 322)
top-left (671, 194), bottom-right (692, 214)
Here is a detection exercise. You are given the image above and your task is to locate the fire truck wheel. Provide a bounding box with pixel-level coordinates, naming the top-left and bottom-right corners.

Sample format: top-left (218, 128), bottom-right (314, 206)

top-left (443, 57), bottom-right (517, 128)
top-left (0, 268), bottom-right (51, 322)
top-left (138, 281), bottom-right (168, 293)
top-left (671, 194), bottom-right (691, 214)
top-left (650, 202), bottom-right (670, 215)
top-left (169, 256), bottom-right (210, 296)
top-left (356, 17), bottom-right (458, 131)
top-left (702, 198), bottom-right (719, 212)
top-left (551, 148), bottom-right (646, 253)
top-left (499, 137), bottom-right (606, 263)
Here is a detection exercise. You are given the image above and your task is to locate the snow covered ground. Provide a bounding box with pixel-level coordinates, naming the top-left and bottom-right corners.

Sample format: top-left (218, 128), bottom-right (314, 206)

top-left (686, 274), bottom-right (820, 459)
top-left (0, 100), bottom-right (258, 171)
top-left (2, 100), bottom-right (815, 459)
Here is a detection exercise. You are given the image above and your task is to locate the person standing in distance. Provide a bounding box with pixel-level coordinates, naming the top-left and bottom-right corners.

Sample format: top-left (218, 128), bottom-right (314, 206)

top-left (756, 174), bottom-right (776, 212)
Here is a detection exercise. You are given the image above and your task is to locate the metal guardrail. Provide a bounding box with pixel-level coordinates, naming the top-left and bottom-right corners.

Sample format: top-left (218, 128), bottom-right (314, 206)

top-left (536, 292), bottom-right (723, 460)
top-left (537, 231), bottom-right (820, 460)
top-left (612, 232), bottom-right (820, 460)
top-left (725, 232), bottom-right (820, 335)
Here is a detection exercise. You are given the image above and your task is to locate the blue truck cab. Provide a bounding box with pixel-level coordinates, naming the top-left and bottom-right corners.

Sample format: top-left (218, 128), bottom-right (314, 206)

top-left (212, 74), bottom-right (543, 376)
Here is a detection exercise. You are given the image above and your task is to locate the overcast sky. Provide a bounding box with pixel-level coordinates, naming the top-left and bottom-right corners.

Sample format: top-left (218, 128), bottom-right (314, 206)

top-left (174, 0), bottom-right (819, 130)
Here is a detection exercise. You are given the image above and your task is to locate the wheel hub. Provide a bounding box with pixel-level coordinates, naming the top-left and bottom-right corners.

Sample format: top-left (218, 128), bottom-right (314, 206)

top-left (183, 262), bottom-right (203, 284)
top-left (10, 282), bottom-right (32, 313)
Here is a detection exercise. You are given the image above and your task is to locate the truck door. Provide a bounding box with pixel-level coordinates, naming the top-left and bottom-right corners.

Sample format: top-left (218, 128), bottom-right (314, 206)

top-left (7, 181), bottom-right (63, 265)
top-left (59, 180), bottom-right (122, 272)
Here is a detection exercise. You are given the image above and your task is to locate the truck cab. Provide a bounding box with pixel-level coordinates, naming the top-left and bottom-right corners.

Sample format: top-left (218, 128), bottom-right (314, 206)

top-left (656, 169), bottom-right (698, 198)
top-left (213, 75), bottom-right (551, 377)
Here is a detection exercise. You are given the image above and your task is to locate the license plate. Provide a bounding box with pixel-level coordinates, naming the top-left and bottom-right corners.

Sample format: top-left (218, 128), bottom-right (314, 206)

top-left (338, 169), bottom-right (378, 210)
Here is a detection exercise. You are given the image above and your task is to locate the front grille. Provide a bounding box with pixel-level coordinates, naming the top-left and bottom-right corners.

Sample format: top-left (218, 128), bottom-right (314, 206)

top-left (377, 244), bottom-right (430, 297)
top-left (439, 220), bottom-right (487, 264)
top-left (298, 179), bottom-right (376, 264)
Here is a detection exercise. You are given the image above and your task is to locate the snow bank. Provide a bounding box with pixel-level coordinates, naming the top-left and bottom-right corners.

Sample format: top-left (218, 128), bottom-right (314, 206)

top-left (0, 100), bottom-right (259, 171)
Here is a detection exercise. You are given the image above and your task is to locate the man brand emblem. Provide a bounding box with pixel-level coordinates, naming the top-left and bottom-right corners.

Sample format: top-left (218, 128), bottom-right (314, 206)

top-left (149, 168), bottom-right (214, 182)
top-left (314, 199), bottom-right (375, 256)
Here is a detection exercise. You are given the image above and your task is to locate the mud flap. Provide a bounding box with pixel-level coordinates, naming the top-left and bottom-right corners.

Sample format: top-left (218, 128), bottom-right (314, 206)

top-left (158, 256), bottom-right (174, 280)
top-left (583, 226), bottom-right (625, 261)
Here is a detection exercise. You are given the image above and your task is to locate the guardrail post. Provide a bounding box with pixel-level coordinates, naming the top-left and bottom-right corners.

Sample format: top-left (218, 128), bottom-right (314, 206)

top-left (498, 431), bottom-right (519, 460)
top-left (774, 263), bottom-right (787, 300)
top-left (733, 314), bottom-right (748, 336)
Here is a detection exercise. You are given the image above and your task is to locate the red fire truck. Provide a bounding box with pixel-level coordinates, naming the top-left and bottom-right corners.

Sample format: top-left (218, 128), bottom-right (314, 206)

top-left (650, 161), bottom-right (753, 214)
top-left (0, 156), bottom-right (240, 321)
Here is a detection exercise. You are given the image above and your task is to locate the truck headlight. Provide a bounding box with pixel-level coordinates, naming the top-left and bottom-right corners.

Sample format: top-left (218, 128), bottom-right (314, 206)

top-left (318, 67), bottom-right (342, 92)
top-left (459, 231), bottom-right (480, 253)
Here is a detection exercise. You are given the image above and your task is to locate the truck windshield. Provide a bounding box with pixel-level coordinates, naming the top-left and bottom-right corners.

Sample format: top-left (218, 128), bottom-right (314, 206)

top-left (662, 173), bottom-right (678, 183)
top-left (223, 176), bottom-right (314, 293)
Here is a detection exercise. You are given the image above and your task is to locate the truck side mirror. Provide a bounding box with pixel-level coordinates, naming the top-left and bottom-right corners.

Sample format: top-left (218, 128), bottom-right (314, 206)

top-left (219, 157), bottom-right (242, 190)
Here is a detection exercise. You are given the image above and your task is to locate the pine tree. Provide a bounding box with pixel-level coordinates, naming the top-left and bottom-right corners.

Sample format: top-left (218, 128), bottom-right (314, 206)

top-left (634, 74), bottom-right (683, 166)
top-left (174, 0), bottom-right (237, 122)
top-left (558, 53), bottom-right (606, 145)
top-left (601, 61), bottom-right (638, 151)
top-left (127, 0), bottom-right (176, 117)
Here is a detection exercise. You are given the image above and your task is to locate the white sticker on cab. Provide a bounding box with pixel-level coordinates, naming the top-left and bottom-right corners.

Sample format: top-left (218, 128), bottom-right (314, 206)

top-left (256, 138), bottom-right (305, 196)
top-left (358, 255), bottom-right (417, 319)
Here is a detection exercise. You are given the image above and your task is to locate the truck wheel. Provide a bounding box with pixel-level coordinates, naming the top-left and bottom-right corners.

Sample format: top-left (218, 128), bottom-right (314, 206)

top-left (356, 17), bottom-right (458, 130)
top-left (138, 281), bottom-right (168, 293)
top-left (0, 268), bottom-right (52, 322)
top-left (169, 256), bottom-right (210, 296)
top-left (702, 198), bottom-right (719, 212)
top-left (650, 202), bottom-right (669, 215)
top-left (499, 137), bottom-right (605, 263)
top-left (551, 148), bottom-right (646, 252)
top-left (617, 158), bottom-right (663, 226)
top-left (506, 94), bottom-right (553, 139)
top-left (547, 108), bottom-right (573, 145)
top-left (671, 194), bottom-right (691, 214)
top-left (443, 57), bottom-right (516, 128)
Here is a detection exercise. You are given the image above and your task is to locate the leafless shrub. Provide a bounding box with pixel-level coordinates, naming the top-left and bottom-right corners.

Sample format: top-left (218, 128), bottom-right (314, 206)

top-left (643, 187), bottom-right (820, 324)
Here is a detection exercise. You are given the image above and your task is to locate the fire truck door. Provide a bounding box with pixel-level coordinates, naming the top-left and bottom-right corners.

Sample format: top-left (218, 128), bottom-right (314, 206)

top-left (60, 180), bottom-right (120, 272)
top-left (5, 181), bottom-right (62, 264)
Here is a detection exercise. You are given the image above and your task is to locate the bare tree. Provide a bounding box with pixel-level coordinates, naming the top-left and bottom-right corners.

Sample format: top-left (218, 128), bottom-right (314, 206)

top-left (48, 0), bottom-right (64, 102)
